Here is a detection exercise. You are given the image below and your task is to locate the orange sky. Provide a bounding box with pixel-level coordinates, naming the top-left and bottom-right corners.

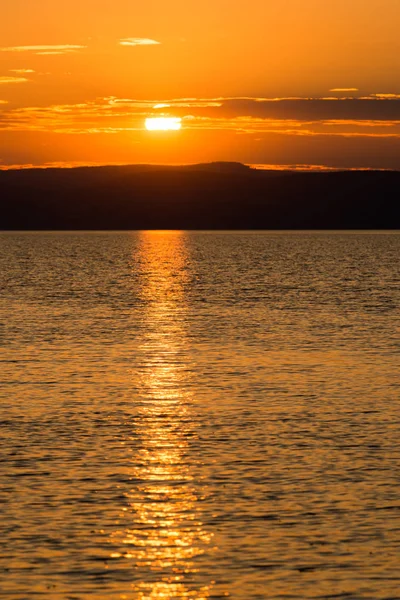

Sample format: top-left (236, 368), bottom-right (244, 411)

top-left (1, 0), bottom-right (400, 169)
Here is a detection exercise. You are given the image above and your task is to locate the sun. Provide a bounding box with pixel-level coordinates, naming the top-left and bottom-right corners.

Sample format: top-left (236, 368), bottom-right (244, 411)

top-left (145, 117), bottom-right (182, 131)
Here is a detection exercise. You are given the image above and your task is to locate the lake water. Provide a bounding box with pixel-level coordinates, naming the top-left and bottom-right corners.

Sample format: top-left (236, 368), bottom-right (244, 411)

top-left (1, 231), bottom-right (399, 600)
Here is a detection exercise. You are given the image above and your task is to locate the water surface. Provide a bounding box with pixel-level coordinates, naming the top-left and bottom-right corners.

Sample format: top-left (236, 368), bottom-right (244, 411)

top-left (1, 231), bottom-right (399, 599)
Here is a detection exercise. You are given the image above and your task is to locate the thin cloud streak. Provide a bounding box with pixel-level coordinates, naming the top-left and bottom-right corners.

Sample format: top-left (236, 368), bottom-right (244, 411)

top-left (330, 88), bottom-right (359, 92)
top-left (0, 45), bottom-right (86, 54)
top-left (0, 160), bottom-right (136, 171)
top-left (249, 164), bottom-right (381, 172)
top-left (0, 76), bottom-right (29, 84)
top-left (370, 93), bottom-right (400, 99)
top-left (119, 38), bottom-right (160, 47)
top-left (10, 69), bottom-right (35, 74)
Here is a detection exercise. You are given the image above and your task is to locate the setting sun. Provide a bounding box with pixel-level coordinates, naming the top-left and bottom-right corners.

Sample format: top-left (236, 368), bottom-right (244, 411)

top-left (145, 117), bottom-right (182, 131)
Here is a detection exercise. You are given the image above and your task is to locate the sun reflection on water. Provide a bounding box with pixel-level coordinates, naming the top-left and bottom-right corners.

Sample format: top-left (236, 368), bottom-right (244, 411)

top-left (111, 231), bottom-right (213, 599)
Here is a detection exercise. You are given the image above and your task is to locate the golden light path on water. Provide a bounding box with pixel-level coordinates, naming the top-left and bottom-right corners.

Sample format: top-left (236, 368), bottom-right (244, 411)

top-left (1, 232), bottom-right (400, 599)
top-left (109, 231), bottom-right (213, 599)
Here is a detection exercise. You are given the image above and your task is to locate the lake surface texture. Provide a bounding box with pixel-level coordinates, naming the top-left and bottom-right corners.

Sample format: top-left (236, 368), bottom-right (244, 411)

top-left (1, 231), bottom-right (399, 600)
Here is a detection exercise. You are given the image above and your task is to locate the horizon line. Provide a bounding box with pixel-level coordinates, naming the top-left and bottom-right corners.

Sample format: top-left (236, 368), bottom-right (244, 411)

top-left (0, 161), bottom-right (398, 173)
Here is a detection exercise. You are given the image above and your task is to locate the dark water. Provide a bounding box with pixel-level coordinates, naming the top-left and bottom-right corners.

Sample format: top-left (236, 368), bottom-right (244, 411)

top-left (1, 231), bottom-right (399, 600)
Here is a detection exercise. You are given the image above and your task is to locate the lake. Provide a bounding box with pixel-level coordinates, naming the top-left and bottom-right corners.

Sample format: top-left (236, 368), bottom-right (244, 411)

top-left (1, 231), bottom-right (399, 599)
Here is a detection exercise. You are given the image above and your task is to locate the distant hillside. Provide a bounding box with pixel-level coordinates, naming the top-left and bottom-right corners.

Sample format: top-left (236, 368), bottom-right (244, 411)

top-left (118, 162), bottom-right (251, 173)
top-left (1, 163), bottom-right (399, 230)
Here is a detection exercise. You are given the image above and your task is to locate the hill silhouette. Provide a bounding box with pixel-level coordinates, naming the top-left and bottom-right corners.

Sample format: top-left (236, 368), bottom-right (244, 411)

top-left (1, 163), bottom-right (399, 230)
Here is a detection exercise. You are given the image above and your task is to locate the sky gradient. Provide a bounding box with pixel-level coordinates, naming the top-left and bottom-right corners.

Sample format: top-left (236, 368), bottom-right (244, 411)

top-left (1, 0), bottom-right (400, 169)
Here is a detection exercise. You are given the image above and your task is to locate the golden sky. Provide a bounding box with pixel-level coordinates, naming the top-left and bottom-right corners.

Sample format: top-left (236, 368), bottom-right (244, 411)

top-left (1, 0), bottom-right (400, 169)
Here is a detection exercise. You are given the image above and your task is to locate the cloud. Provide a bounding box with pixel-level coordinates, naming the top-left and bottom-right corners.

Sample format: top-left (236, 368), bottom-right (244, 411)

top-left (202, 97), bottom-right (400, 121)
top-left (250, 163), bottom-right (391, 172)
top-left (0, 76), bottom-right (29, 84)
top-left (103, 95), bottom-right (399, 121)
top-left (330, 88), bottom-right (359, 92)
top-left (0, 45), bottom-right (86, 55)
top-left (10, 69), bottom-right (35, 74)
top-left (0, 160), bottom-right (137, 170)
top-left (0, 100), bottom-right (8, 104)
top-left (251, 163), bottom-right (348, 172)
top-left (1, 96), bottom-right (400, 139)
top-left (370, 93), bottom-right (400, 99)
top-left (105, 96), bottom-right (222, 108)
top-left (119, 38), bottom-right (160, 47)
